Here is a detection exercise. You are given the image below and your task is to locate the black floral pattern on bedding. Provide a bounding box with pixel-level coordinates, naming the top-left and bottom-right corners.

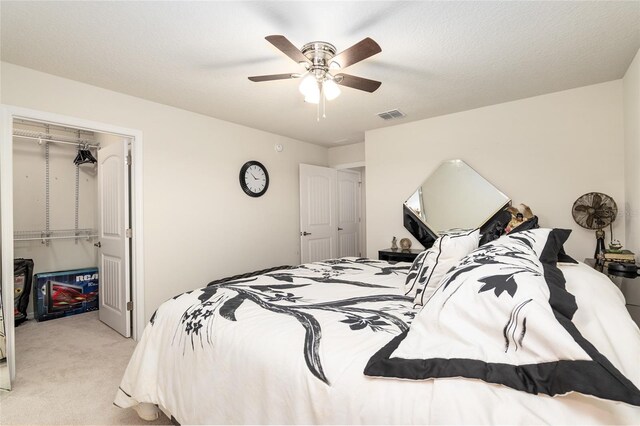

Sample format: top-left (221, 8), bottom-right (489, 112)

top-left (159, 258), bottom-right (413, 385)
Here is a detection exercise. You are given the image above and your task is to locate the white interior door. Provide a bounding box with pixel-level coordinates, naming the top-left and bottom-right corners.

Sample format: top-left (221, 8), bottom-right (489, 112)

top-left (337, 170), bottom-right (361, 257)
top-left (97, 139), bottom-right (130, 337)
top-left (299, 164), bottom-right (337, 263)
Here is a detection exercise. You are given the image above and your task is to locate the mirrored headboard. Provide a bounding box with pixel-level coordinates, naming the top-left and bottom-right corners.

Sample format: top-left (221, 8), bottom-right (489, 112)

top-left (403, 159), bottom-right (511, 247)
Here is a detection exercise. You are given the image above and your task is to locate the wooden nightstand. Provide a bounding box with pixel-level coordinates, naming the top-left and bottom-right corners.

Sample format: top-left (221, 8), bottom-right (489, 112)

top-left (378, 248), bottom-right (422, 264)
top-left (585, 258), bottom-right (640, 327)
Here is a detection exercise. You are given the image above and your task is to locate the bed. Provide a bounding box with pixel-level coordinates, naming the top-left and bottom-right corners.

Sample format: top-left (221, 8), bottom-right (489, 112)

top-left (115, 229), bottom-right (640, 425)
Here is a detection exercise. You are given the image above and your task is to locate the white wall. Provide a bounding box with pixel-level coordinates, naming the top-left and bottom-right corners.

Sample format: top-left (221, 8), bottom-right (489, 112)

top-left (328, 142), bottom-right (364, 168)
top-left (1, 62), bottom-right (328, 323)
top-left (366, 81), bottom-right (625, 262)
top-left (624, 49), bottom-right (640, 260)
top-left (13, 122), bottom-right (99, 316)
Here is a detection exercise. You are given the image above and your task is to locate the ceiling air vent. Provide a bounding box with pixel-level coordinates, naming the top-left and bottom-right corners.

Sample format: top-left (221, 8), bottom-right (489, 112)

top-left (377, 109), bottom-right (406, 121)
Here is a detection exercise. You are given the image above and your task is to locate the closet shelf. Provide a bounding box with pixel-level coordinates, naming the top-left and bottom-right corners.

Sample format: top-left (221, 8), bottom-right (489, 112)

top-left (14, 228), bottom-right (98, 242)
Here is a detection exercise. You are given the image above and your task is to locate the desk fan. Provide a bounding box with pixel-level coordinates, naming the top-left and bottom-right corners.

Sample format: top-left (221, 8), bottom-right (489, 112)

top-left (572, 192), bottom-right (617, 259)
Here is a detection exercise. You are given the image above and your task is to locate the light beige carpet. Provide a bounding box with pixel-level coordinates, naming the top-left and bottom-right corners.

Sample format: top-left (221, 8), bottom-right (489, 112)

top-left (0, 312), bottom-right (172, 425)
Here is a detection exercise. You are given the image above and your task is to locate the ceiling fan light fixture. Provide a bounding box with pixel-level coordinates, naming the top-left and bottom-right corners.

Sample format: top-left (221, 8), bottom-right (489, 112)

top-left (299, 74), bottom-right (318, 97)
top-left (304, 92), bottom-right (320, 104)
top-left (323, 79), bottom-right (341, 101)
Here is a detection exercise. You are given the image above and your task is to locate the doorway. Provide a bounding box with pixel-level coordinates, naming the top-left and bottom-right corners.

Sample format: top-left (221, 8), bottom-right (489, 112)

top-left (299, 164), bottom-right (365, 263)
top-left (0, 105), bottom-right (145, 387)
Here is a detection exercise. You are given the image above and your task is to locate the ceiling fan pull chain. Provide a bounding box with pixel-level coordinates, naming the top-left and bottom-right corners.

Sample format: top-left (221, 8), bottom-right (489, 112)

top-left (316, 81), bottom-right (320, 122)
top-left (322, 83), bottom-right (327, 119)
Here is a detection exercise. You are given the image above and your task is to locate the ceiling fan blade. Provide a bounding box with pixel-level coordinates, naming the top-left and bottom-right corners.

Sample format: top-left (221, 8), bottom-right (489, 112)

top-left (248, 73), bottom-right (297, 82)
top-left (265, 35), bottom-right (310, 64)
top-left (331, 37), bottom-right (381, 69)
top-left (335, 73), bottom-right (382, 93)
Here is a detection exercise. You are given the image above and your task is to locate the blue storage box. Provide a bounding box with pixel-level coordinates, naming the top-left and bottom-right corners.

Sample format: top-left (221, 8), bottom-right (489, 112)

top-left (33, 268), bottom-right (99, 322)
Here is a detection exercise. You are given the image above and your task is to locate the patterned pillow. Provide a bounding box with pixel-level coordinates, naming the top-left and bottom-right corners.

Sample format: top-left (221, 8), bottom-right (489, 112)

top-left (507, 216), bottom-right (578, 264)
top-left (404, 229), bottom-right (480, 305)
top-left (366, 229), bottom-right (640, 406)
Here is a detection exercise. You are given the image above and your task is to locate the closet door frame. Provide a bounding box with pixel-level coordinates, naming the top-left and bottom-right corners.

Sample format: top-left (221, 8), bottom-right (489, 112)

top-left (0, 105), bottom-right (146, 383)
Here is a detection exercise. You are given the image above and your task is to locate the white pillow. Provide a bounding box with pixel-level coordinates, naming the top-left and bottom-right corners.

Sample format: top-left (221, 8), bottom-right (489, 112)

top-left (405, 229), bottom-right (480, 306)
top-left (366, 229), bottom-right (640, 408)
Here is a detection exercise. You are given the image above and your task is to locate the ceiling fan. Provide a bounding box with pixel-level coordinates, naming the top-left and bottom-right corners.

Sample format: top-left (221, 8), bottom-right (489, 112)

top-left (248, 35), bottom-right (382, 118)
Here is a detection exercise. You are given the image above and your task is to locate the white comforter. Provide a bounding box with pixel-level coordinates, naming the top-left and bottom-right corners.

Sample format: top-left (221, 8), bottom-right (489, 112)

top-left (115, 259), bottom-right (640, 424)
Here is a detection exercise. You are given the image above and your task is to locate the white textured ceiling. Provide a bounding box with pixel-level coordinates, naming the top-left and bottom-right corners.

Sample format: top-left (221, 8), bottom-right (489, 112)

top-left (1, 1), bottom-right (639, 146)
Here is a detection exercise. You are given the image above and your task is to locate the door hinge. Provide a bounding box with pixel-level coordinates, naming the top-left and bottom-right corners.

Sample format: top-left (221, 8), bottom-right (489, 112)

top-left (126, 301), bottom-right (133, 311)
top-left (126, 228), bottom-right (132, 238)
top-left (126, 153), bottom-right (132, 166)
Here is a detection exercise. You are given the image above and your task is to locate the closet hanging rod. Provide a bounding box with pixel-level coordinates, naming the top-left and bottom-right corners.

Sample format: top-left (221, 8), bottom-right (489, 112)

top-left (14, 234), bottom-right (99, 242)
top-left (12, 133), bottom-right (99, 149)
top-left (14, 228), bottom-right (98, 242)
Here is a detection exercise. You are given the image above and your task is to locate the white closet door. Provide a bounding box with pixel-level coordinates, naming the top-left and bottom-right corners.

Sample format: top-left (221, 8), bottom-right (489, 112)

top-left (97, 140), bottom-right (130, 337)
top-left (337, 170), bottom-right (361, 257)
top-left (299, 164), bottom-right (337, 263)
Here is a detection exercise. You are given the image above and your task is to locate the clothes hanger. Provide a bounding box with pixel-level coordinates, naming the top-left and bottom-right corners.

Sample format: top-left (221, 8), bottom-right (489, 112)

top-left (74, 143), bottom-right (96, 165)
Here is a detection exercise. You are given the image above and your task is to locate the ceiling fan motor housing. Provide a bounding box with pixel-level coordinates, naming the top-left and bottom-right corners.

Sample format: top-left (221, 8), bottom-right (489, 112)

top-left (301, 41), bottom-right (337, 80)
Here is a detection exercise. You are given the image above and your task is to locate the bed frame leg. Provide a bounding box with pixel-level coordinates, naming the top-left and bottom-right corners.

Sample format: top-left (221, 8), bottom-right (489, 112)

top-left (133, 403), bottom-right (159, 421)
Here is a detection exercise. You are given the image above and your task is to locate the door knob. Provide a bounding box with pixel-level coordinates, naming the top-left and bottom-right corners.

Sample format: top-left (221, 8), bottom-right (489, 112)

top-left (301, 231), bottom-right (312, 236)
top-left (338, 227), bottom-right (344, 231)
top-left (94, 242), bottom-right (101, 248)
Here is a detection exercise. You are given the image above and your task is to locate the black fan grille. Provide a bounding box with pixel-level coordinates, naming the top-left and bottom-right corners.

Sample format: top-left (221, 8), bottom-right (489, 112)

top-left (572, 192), bottom-right (617, 230)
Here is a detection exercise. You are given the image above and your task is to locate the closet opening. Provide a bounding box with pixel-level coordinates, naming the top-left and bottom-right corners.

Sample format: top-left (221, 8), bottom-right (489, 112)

top-left (0, 106), bottom-right (145, 390)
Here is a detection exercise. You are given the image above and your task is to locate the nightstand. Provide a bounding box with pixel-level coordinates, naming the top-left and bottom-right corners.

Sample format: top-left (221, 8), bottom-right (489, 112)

top-left (378, 248), bottom-right (422, 263)
top-left (585, 258), bottom-right (640, 327)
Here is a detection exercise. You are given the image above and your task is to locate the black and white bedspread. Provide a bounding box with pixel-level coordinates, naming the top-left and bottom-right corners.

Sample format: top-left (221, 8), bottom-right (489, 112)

top-left (115, 257), bottom-right (640, 424)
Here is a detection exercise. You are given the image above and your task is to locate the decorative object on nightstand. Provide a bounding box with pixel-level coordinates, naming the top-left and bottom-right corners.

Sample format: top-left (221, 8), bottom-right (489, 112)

top-left (609, 239), bottom-right (623, 251)
top-left (604, 248), bottom-right (636, 264)
top-left (399, 238), bottom-right (412, 250)
top-left (602, 241), bottom-right (636, 272)
top-left (390, 236), bottom-right (398, 251)
top-left (571, 192), bottom-right (618, 262)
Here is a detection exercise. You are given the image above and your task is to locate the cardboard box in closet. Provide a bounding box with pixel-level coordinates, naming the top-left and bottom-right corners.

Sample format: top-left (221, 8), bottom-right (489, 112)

top-left (33, 268), bottom-right (99, 322)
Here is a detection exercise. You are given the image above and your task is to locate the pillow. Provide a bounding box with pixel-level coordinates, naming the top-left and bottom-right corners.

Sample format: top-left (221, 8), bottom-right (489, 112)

top-left (558, 247), bottom-right (578, 264)
top-left (366, 229), bottom-right (640, 406)
top-left (508, 216), bottom-right (577, 264)
top-left (404, 229), bottom-right (480, 305)
top-left (403, 249), bottom-right (429, 298)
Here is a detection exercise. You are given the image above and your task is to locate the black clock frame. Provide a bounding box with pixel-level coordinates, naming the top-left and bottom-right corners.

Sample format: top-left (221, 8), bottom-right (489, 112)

top-left (239, 160), bottom-right (269, 197)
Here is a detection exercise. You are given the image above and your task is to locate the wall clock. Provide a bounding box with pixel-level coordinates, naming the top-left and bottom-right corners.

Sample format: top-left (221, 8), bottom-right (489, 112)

top-left (239, 160), bottom-right (269, 197)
